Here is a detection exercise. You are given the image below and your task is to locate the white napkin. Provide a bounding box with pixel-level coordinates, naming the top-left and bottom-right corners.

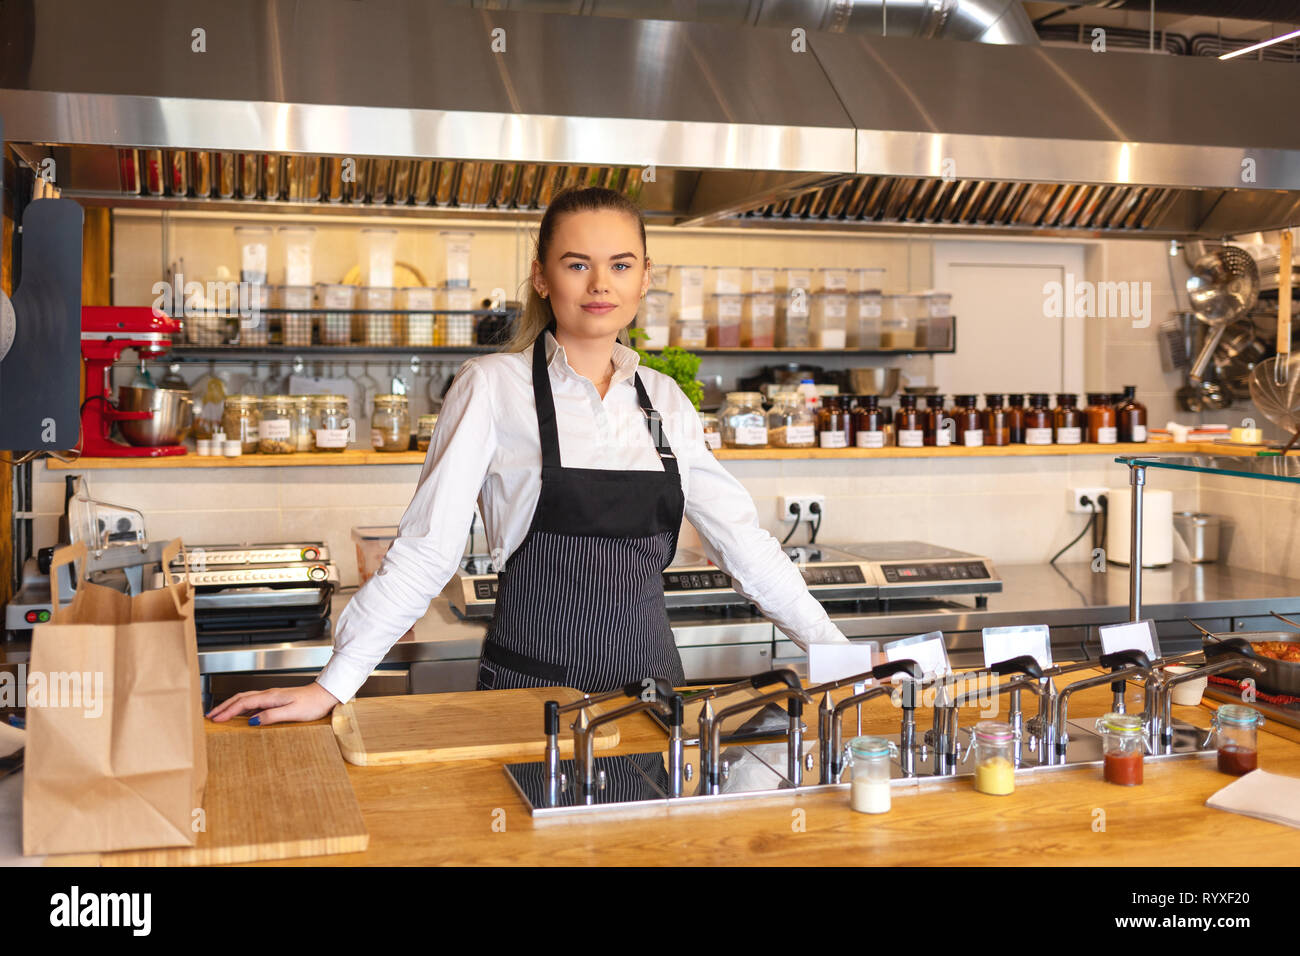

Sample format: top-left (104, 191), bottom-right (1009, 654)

top-left (1205, 769), bottom-right (1300, 829)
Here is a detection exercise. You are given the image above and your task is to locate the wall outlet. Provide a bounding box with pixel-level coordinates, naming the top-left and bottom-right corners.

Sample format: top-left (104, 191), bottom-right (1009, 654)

top-left (1066, 487), bottom-right (1109, 514)
top-left (780, 495), bottom-right (826, 523)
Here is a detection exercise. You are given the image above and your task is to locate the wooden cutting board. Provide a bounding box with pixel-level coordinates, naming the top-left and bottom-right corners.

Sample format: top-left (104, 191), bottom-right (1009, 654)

top-left (91, 724), bottom-right (368, 866)
top-left (331, 687), bottom-right (621, 766)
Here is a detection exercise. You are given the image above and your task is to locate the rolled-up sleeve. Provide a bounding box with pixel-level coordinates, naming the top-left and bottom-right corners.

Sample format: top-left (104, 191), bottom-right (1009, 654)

top-left (316, 361), bottom-right (496, 703)
top-left (675, 399), bottom-right (849, 651)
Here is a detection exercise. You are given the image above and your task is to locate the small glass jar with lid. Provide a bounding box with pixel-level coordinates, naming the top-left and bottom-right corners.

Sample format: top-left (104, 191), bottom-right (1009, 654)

top-left (847, 736), bottom-right (897, 814)
top-left (416, 414), bottom-right (440, 453)
top-left (257, 394), bottom-right (298, 454)
top-left (1095, 712), bottom-right (1147, 785)
top-left (312, 394), bottom-right (353, 452)
top-left (699, 412), bottom-right (722, 452)
top-left (953, 395), bottom-right (984, 447)
top-left (983, 393), bottom-right (1010, 447)
top-left (971, 721), bottom-right (1015, 796)
top-left (1211, 704), bottom-right (1265, 776)
top-left (766, 392), bottom-right (816, 448)
top-left (292, 396), bottom-right (315, 451)
top-left (816, 395), bottom-right (850, 448)
top-left (1024, 393), bottom-right (1053, 445)
top-left (221, 395), bottom-right (261, 454)
top-left (853, 395), bottom-right (887, 448)
top-left (923, 394), bottom-right (950, 447)
top-left (720, 392), bottom-right (768, 448)
top-left (371, 394), bottom-right (411, 452)
top-left (1116, 385), bottom-right (1148, 442)
top-left (1086, 392), bottom-right (1118, 444)
top-left (1053, 393), bottom-right (1084, 445)
top-left (1005, 393), bottom-right (1026, 444)
top-left (894, 394), bottom-right (924, 448)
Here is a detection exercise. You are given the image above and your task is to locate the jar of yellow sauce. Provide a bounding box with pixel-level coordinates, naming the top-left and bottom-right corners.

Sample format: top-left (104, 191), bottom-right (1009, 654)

top-left (971, 721), bottom-right (1015, 796)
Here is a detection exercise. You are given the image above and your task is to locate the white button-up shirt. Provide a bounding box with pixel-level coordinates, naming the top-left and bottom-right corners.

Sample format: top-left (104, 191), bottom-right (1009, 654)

top-left (316, 331), bottom-right (849, 703)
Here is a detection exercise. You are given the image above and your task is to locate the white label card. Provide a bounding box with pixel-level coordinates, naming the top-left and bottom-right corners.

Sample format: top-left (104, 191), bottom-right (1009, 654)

top-left (884, 631), bottom-right (949, 680)
top-left (1098, 620), bottom-right (1161, 661)
top-left (808, 642), bottom-right (878, 685)
top-left (982, 625), bottom-right (1053, 671)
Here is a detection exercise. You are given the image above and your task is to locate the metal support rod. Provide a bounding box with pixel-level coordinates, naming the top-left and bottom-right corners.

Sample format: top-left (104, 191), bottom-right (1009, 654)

top-left (1129, 463), bottom-right (1146, 623)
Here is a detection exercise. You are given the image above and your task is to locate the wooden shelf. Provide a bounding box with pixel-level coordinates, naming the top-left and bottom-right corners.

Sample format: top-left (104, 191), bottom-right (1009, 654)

top-left (43, 441), bottom-right (1267, 470)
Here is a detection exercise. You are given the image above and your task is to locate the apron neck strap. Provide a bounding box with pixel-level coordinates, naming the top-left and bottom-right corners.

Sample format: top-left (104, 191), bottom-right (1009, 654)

top-left (633, 373), bottom-right (679, 474)
top-left (531, 325), bottom-right (562, 468)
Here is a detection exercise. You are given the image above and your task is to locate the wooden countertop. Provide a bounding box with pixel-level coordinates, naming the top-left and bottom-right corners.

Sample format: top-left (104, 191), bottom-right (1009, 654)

top-left (191, 669), bottom-right (1300, 867)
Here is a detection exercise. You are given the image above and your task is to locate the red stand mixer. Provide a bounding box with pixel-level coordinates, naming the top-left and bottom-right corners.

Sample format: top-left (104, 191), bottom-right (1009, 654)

top-left (81, 306), bottom-right (189, 457)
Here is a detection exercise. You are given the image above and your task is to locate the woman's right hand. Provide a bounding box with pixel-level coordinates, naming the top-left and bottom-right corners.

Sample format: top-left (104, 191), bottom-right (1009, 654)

top-left (205, 680), bottom-right (340, 726)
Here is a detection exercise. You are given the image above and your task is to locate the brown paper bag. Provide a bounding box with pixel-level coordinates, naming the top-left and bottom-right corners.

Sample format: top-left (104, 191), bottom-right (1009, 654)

top-left (23, 538), bottom-right (208, 855)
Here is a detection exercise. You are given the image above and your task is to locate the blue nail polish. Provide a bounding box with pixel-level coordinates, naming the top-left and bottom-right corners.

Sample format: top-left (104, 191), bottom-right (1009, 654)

top-left (249, 716), bottom-right (260, 726)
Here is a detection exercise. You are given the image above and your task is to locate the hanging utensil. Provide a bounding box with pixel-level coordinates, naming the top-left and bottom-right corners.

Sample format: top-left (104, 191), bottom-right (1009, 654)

top-left (1249, 229), bottom-right (1300, 450)
top-left (1186, 246), bottom-right (1260, 385)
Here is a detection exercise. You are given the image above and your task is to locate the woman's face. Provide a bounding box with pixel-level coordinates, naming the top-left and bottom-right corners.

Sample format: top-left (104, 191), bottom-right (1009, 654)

top-left (531, 208), bottom-right (650, 341)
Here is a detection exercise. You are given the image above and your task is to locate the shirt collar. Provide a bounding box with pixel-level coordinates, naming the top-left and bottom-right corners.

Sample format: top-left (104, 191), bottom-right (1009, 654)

top-left (543, 330), bottom-right (641, 387)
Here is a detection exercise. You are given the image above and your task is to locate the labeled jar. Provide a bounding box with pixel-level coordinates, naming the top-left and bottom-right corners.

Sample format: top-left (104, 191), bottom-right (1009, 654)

top-left (848, 736), bottom-right (897, 814)
top-left (816, 395), bottom-right (850, 449)
top-left (853, 395), bottom-right (887, 448)
top-left (894, 394), bottom-right (924, 448)
top-left (720, 392), bottom-right (768, 448)
top-left (971, 722), bottom-right (1015, 796)
top-left (221, 395), bottom-right (261, 454)
top-left (699, 412), bottom-right (722, 452)
top-left (1096, 712), bottom-right (1147, 786)
top-left (1024, 393), bottom-right (1053, 445)
top-left (1116, 385), bottom-right (1148, 442)
top-left (953, 395), bottom-right (984, 447)
top-left (1086, 392), bottom-right (1118, 444)
top-left (416, 413), bottom-right (439, 452)
top-left (923, 394), bottom-right (951, 447)
top-left (1053, 393), bottom-right (1083, 445)
top-left (257, 395), bottom-right (298, 454)
top-left (983, 393), bottom-right (1010, 447)
top-left (313, 394), bottom-right (353, 452)
top-left (292, 395), bottom-right (315, 451)
top-left (1211, 704), bottom-right (1264, 776)
top-left (371, 394), bottom-right (411, 452)
top-left (767, 392), bottom-right (816, 448)
top-left (1006, 393), bottom-right (1026, 444)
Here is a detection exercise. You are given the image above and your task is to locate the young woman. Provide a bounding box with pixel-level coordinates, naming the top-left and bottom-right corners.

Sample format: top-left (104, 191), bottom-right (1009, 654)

top-left (208, 187), bottom-right (848, 726)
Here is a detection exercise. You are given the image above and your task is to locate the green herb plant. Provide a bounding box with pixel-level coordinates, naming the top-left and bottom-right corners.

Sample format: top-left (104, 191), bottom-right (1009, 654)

top-left (626, 327), bottom-right (704, 410)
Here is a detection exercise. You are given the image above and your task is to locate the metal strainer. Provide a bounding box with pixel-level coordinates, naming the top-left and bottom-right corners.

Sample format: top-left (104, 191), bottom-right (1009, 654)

top-left (1185, 247), bottom-right (1260, 388)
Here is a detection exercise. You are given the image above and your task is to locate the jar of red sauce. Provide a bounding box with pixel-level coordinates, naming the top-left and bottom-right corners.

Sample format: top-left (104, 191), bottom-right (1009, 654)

top-left (1211, 704), bottom-right (1265, 776)
top-left (1095, 712), bottom-right (1147, 785)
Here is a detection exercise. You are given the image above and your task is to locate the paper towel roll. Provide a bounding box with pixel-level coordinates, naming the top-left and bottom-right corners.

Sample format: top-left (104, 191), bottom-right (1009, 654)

top-left (1106, 487), bottom-right (1173, 567)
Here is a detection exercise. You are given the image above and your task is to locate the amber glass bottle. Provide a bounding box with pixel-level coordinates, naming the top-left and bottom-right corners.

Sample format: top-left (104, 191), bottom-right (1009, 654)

top-left (953, 394), bottom-right (984, 447)
top-left (923, 394), bottom-right (950, 447)
top-left (1024, 393), bottom-right (1053, 446)
top-left (983, 393), bottom-right (1010, 446)
top-left (817, 395), bottom-right (850, 448)
top-left (1086, 392), bottom-right (1118, 444)
top-left (1116, 385), bottom-right (1148, 442)
top-left (1005, 393), bottom-right (1026, 444)
top-left (1054, 393), bottom-right (1083, 445)
top-left (854, 395), bottom-right (886, 448)
top-left (894, 394), bottom-right (924, 448)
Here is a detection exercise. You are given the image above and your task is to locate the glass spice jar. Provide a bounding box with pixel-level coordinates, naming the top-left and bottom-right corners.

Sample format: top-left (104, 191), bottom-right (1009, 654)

top-left (1116, 385), bottom-right (1148, 442)
top-left (895, 394), bottom-right (924, 448)
top-left (1211, 704), bottom-right (1265, 776)
top-left (371, 394), bottom-right (411, 452)
top-left (1086, 392), bottom-right (1118, 444)
top-left (1024, 393), bottom-right (1054, 446)
top-left (720, 392), bottom-right (768, 448)
top-left (1006, 393), bottom-right (1026, 444)
top-left (416, 413), bottom-right (439, 453)
top-left (953, 395), bottom-right (984, 447)
top-left (1053, 393), bottom-right (1083, 445)
top-left (292, 396), bottom-right (315, 452)
top-left (766, 392), bottom-right (816, 448)
top-left (312, 394), bottom-right (352, 452)
top-left (923, 394), bottom-right (951, 447)
top-left (983, 393), bottom-right (1010, 447)
top-left (848, 736), bottom-right (897, 814)
top-left (853, 395), bottom-right (886, 448)
top-left (1095, 712), bottom-right (1147, 786)
top-left (221, 394), bottom-right (261, 454)
top-left (816, 395), bottom-right (850, 449)
top-left (699, 412), bottom-right (722, 452)
top-left (971, 721), bottom-right (1016, 796)
top-left (257, 395), bottom-right (298, 454)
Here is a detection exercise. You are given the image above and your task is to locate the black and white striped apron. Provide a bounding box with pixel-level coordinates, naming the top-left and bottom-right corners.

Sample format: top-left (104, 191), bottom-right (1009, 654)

top-left (475, 325), bottom-right (687, 693)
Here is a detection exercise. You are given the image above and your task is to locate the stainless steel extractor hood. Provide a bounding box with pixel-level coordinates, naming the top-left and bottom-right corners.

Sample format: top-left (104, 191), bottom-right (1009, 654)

top-left (2, 0), bottom-right (1300, 238)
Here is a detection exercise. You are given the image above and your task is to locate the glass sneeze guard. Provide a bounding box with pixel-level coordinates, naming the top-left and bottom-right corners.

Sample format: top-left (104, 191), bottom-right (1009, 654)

top-left (1115, 454), bottom-right (1300, 486)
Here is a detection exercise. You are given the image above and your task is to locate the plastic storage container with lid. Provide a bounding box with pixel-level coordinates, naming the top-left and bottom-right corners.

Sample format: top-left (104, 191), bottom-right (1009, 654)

top-left (360, 227), bottom-right (398, 287)
top-left (848, 736), bottom-right (897, 814)
top-left (1211, 704), bottom-right (1265, 775)
top-left (880, 294), bottom-right (922, 349)
top-left (360, 286), bottom-right (398, 346)
top-left (238, 283), bottom-right (272, 346)
top-left (221, 395), bottom-right (261, 454)
top-left (708, 293), bottom-right (743, 347)
top-left (720, 392), bottom-right (768, 448)
top-left (706, 266), bottom-right (744, 296)
top-left (317, 282), bottom-right (355, 345)
top-left (810, 292), bottom-right (848, 348)
top-left (258, 394), bottom-right (298, 454)
top-left (848, 291), bottom-right (883, 348)
top-left (852, 267), bottom-right (886, 292)
top-left (401, 286), bottom-right (438, 347)
top-left (818, 268), bottom-right (850, 293)
top-left (312, 394), bottom-right (353, 452)
top-left (637, 289), bottom-right (672, 350)
top-left (671, 317), bottom-right (708, 349)
top-left (371, 394), bottom-right (411, 452)
top-left (741, 293), bottom-right (776, 347)
top-left (278, 225), bottom-right (316, 286)
top-left (745, 267), bottom-right (778, 294)
top-left (437, 285), bottom-right (477, 346)
top-left (278, 284), bottom-right (315, 347)
top-left (666, 265), bottom-right (707, 320)
top-left (1096, 712), bottom-right (1147, 785)
top-left (440, 230), bottom-right (473, 287)
top-left (235, 225), bottom-right (272, 284)
top-left (766, 392), bottom-right (816, 448)
top-left (971, 722), bottom-right (1015, 795)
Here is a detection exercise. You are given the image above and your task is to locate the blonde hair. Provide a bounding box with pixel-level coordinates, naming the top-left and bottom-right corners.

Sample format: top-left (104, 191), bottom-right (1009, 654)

top-left (504, 186), bottom-right (647, 353)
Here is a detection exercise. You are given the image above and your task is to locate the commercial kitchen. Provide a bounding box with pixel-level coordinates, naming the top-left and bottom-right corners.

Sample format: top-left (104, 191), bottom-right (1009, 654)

top-left (2, 0), bottom-right (1300, 873)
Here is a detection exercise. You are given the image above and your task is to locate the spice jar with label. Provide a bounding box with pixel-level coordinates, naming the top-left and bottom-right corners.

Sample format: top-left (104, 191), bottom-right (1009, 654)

top-left (1115, 385), bottom-right (1148, 442)
top-left (971, 722), bottom-right (1015, 796)
top-left (221, 395), bottom-right (261, 454)
top-left (1086, 392), bottom-right (1118, 444)
top-left (923, 394), bottom-right (951, 447)
top-left (257, 395), bottom-right (298, 454)
top-left (1095, 712), bottom-right (1147, 786)
top-left (1024, 393), bottom-right (1054, 446)
top-left (983, 394), bottom-right (1010, 447)
top-left (371, 394), bottom-right (411, 452)
top-left (1053, 393), bottom-right (1083, 445)
top-left (894, 394), bottom-right (924, 448)
top-left (292, 396), bottom-right (315, 452)
top-left (416, 414), bottom-right (439, 452)
top-left (720, 392), bottom-right (768, 448)
top-left (699, 412), bottom-right (722, 452)
top-left (767, 392), bottom-right (816, 448)
top-left (816, 395), bottom-right (850, 449)
top-left (953, 395), bottom-right (984, 447)
top-left (1211, 703), bottom-right (1264, 776)
top-left (1006, 393), bottom-right (1026, 444)
top-left (852, 395), bottom-right (887, 448)
top-left (312, 394), bottom-right (353, 452)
